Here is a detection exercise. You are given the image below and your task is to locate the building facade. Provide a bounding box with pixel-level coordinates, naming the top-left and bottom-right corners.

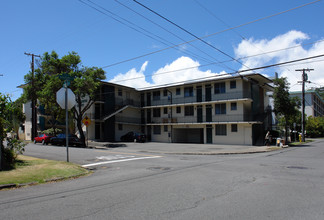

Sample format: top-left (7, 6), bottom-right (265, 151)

top-left (290, 90), bottom-right (324, 117)
top-left (83, 73), bottom-right (273, 145)
top-left (21, 73), bottom-right (273, 145)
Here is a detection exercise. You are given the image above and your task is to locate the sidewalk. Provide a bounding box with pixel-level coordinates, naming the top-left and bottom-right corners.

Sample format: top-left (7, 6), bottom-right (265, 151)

top-left (87, 140), bottom-right (286, 155)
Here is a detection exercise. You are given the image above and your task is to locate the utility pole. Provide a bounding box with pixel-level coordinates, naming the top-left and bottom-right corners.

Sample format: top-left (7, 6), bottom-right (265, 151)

top-left (296, 68), bottom-right (313, 142)
top-left (24, 52), bottom-right (40, 141)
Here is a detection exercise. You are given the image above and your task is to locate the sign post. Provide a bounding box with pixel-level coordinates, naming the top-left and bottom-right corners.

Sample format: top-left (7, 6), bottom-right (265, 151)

top-left (57, 74), bottom-right (76, 162)
top-left (82, 116), bottom-right (91, 147)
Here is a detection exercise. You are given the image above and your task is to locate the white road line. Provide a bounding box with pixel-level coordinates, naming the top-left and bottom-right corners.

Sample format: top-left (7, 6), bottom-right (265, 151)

top-left (82, 156), bottom-right (162, 168)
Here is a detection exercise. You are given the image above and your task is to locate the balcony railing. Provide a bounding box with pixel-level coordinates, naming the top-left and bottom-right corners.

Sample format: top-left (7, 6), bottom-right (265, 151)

top-left (115, 116), bottom-right (142, 124)
top-left (114, 113), bottom-right (265, 125)
top-left (150, 114), bottom-right (252, 124)
top-left (115, 97), bottom-right (141, 107)
top-left (147, 91), bottom-right (252, 107)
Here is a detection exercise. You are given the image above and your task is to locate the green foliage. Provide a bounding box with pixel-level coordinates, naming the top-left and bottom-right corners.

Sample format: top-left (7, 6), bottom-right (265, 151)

top-left (22, 51), bottom-right (106, 146)
top-left (6, 138), bottom-right (26, 155)
top-left (3, 138), bottom-right (26, 169)
top-left (306, 116), bottom-right (324, 138)
top-left (273, 77), bottom-right (301, 141)
top-left (42, 128), bottom-right (62, 135)
top-left (0, 93), bottom-right (26, 170)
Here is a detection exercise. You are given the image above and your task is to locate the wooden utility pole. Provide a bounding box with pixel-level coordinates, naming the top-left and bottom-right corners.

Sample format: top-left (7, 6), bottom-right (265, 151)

top-left (296, 68), bottom-right (313, 142)
top-left (24, 52), bottom-right (40, 140)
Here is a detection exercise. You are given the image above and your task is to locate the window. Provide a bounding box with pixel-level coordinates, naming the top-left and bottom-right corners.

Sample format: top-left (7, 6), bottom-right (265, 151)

top-left (153, 125), bottom-right (161, 134)
top-left (214, 82), bottom-right (226, 94)
top-left (164, 125), bottom-right (168, 132)
top-left (184, 106), bottom-right (194, 116)
top-left (176, 88), bottom-right (181, 95)
top-left (163, 107), bottom-right (168, 114)
top-left (153, 108), bottom-right (161, 117)
top-left (230, 80), bottom-right (236, 89)
top-left (216, 124), bottom-right (227, 135)
top-left (163, 90), bottom-right (168, 96)
top-left (231, 102), bottom-right (237, 111)
top-left (176, 106), bottom-right (181, 113)
top-left (153, 91), bottom-right (160, 100)
top-left (118, 124), bottom-right (123, 130)
top-left (231, 124), bottom-right (238, 132)
top-left (184, 86), bottom-right (194, 97)
top-left (118, 89), bottom-right (122, 96)
top-left (215, 103), bottom-right (226, 114)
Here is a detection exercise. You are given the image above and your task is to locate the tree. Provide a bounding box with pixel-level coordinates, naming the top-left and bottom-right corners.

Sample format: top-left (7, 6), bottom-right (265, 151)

top-left (273, 77), bottom-right (301, 142)
top-left (306, 116), bottom-right (324, 137)
top-left (23, 51), bottom-right (106, 146)
top-left (0, 93), bottom-right (25, 170)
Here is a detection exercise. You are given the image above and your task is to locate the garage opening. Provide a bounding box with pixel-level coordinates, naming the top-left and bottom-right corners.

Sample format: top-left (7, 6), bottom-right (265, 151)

top-left (172, 128), bottom-right (204, 144)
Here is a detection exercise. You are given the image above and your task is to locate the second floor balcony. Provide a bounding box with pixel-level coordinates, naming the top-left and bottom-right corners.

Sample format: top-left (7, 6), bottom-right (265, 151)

top-left (147, 91), bottom-right (252, 107)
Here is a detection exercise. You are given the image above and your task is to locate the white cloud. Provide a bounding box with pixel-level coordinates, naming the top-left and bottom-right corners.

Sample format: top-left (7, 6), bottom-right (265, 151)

top-left (235, 30), bottom-right (324, 91)
top-left (109, 61), bottom-right (152, 88)
top-left (110, 56), bottom-right (226, 89)
top-left (151, 56), bottom-right (224, 85)
top-left (111, 30), bottom-right (324, 91)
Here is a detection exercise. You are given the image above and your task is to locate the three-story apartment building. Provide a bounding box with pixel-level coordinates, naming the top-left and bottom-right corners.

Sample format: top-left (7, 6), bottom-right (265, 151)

top-left (84, 73), bottom-right (273, 145)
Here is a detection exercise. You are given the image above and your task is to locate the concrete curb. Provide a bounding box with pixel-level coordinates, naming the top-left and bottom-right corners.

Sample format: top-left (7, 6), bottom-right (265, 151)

top-left (88, 145), bottom-right (285, 155)
top-left (0, 172), bottom-right (91, 191)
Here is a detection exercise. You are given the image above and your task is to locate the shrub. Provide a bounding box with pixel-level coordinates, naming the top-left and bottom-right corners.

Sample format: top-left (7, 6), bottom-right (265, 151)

top-left (1, 138), bottom-right (26, 170)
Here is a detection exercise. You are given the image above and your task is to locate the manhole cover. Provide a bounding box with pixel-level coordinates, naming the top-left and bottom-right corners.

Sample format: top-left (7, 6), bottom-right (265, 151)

top-left (148, 167), bottom-right (171, 171)
top-left (287, 166), bottom-right (308, 170)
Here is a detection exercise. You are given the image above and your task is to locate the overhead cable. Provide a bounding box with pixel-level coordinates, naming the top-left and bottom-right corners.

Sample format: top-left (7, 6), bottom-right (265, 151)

top-left (102, 0), bottom-right (321, 68)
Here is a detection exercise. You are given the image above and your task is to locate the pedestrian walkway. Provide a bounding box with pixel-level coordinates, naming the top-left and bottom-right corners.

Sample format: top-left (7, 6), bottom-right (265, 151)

top-left (87, 140), bottom-right (285, 155)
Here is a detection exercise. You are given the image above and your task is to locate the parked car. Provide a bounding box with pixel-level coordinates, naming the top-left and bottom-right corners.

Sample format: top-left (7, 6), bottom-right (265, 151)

top-left (50, 134), bottom-right (83, 147)
top-left (34, 134), bottom-right (53, 145)
top-left (120, 132), bottom-right (146, 142)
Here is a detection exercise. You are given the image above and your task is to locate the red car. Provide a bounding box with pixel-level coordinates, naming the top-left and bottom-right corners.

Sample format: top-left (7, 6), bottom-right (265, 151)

top-left (34, 134), bottom-right (53, 145)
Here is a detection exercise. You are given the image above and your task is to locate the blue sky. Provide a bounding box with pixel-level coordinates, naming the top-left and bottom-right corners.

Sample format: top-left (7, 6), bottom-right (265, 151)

top-left (1, 0), bottom-right (324, 100)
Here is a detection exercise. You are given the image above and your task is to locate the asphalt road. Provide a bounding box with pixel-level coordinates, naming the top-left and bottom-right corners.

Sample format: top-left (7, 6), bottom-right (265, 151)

top-left (1, 140), bottom-right (324, 220)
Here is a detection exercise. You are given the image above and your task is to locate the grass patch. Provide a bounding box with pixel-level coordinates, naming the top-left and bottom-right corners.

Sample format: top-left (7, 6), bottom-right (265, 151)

top-left (0, 155), bottom-right (90, 186)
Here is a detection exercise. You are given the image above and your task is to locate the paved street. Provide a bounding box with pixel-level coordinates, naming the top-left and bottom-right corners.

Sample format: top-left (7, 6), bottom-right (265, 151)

top-left (1, 140), bottom-right (324, 219)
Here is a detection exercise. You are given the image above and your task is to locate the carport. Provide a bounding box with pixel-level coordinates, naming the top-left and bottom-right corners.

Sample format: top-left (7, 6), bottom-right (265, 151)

top-left (172, 128), bottom-right (204, 144)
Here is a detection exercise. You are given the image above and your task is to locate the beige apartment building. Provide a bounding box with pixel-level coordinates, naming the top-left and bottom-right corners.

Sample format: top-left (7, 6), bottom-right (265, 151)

top-left (83, 73), bottom-right (273, 145)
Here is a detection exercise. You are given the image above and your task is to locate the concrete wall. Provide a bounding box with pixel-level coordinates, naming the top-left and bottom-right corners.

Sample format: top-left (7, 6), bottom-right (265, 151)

top-left (23, 101), bottom-right (32, 141)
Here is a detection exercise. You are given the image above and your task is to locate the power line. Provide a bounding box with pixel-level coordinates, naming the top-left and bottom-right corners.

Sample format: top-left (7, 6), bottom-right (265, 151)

top-left (102, 0), bottom-right (322, 69)
top-left (79, 0), bottom-right (234, 71)
top-left (133, 0), bottom-right (251, 73)
top-left (113, 0), bottom-right (230, 70)
top-left (192, 0), bottom-right (305, 82)
top-left (111, 54), bottom-right (324, 90)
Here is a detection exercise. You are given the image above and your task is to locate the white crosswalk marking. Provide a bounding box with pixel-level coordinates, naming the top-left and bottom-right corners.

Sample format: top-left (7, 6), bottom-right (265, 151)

top-left (96, 155), bottom-right (135, 160)
top-left (82, 155), bottom-right (162, 168)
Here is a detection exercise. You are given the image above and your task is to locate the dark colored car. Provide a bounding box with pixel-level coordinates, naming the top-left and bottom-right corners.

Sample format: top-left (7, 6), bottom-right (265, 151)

top-left (120, 132), bottom-right (146, 142)
top-left (50, 134), bottom-right (83, 147)
top-left (34, 134), bottom-right (53, 145)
